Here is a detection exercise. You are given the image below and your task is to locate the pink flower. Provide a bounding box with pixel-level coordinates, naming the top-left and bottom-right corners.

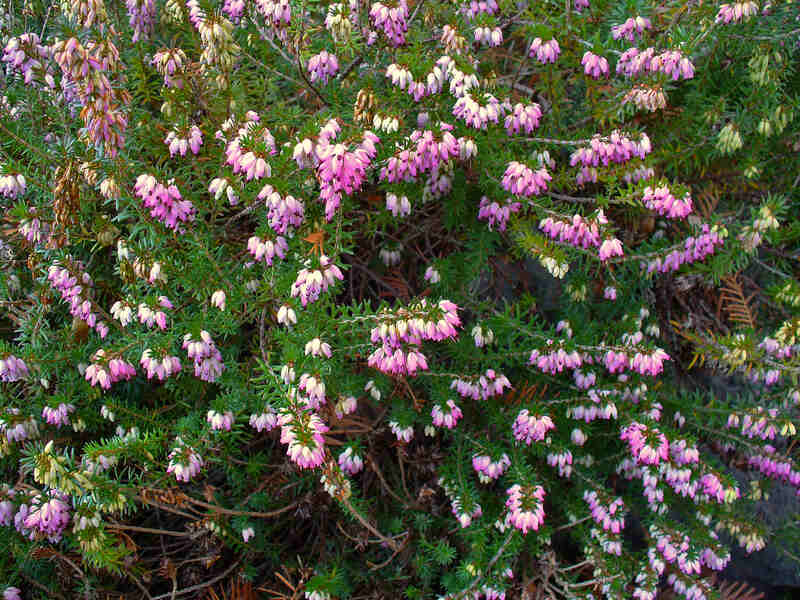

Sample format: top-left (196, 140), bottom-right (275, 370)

top-left (242, 526), bottom-right (255, 542)
top-left (505, 484), bottom-right (546, 534)
top-left (167, 440), bottom-right (204, 482)
top-left (338, 447), bottom-right (364, 475)
top-left (512, 410), bottom-right (555, 444)
top-left (279, 410), bottom-right (328, 469)
top-left (472, 454), bottom-right (510, 483)
top-left (581, 52), bottom-right (609, 78)
top-left (598, 238), bottom-right (624, 261)
top-left (307, 51), bottom-right (339, 85)
top-left (431, 400), bottom-right (463, 429)
top-left (528, 38), bottom-right (560, 64)
top-left (501, 161), bottom-right (551, 197)
top-left (207, 410), bottom-right (234, 431)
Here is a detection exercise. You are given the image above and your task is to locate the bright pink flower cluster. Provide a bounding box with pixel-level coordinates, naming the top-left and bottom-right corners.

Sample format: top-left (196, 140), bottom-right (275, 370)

top-left (539, 210), bottom-right (608, 249)
top-left (529, 347), bottom-right (582, 374)
top-left (450, 369), bottom-right (510, 400)
top-left (224, 118), bottom-right (275, 181)
top-left (715, 2), bottom-right (758, 24)
top-left (134, 174), bottom-right (195, 230)
top-left (629, 348), bottom-right (670, 376)
top-left (164, 125), bottom-right (202, 157)
top-left (307, 51), bottom-right (338, 84)
top-left (570, 131), bottom-right (652, 167)
top-left (472, 454), bottom-right (510, 483)
top-left (86, 350), bottom-right (136, 389)
top-left (528, 38), bottom-right (560, 64)
top-left (453, 93), bottom-right (508, 129)
top-left (48, 263), bottom-right (109, 338)
top-left (617, 47), bottom-right (695, 80)
top-left (478, 196), bottom-right (521, 231)
top-left (505, 484), bottom-right (546, 534)
top-left (642, 185), bottom-right (693, 218)
top-left (368, 300), bottom-right (460, 377)
top-left (279, 410), bottom-right (328, 469)
top-left (643, 224), bottom-right (725, 274)
top-left (504, 102), bottom-right (542, 136)
top-left (183, 331), bottom-right (225, 383)
top-left (247, 235), bottom-right (288, 265)
top-left (501, 161), bottom-right (551, 197)
top-left (369, 0), bottom-right (409, 46)
top-left (291, 254), bottom-right (344, 306)
top-left (621, 422), bottom-right (669, 465)
top-left (338, 447), bottom-right (364, 475)
top-left (140, 349), bottom-right (182, 381)
top-left (581, 52), bottom-right (609, 78)
top-left (380, 124), bottom-right (460, 183)
top-left (315, 121), bottom-right (379, 219)
top-left (584, 490), bottom-right (625, 533)
top-left (612, 16), bottom-right (652, 41)
top-left (748, 446), bottom-right (800, 495)
top-left (0, 172), bottom-right (26, 199)
top-left (431, 400), bottom-right (463, 429)
top-left (42, 403), bottom-right (75, 427)
top-left (258, 184), bottom-right (305, 234)
top-left (223, 0), bottom-right (245, 20)
top-left (167, 440), bottom-right (204, 482)
top-left (0, 355), bottom-right (28, 382)
top-left (512, 410), bottom-right (555, 444)
top-left (23, 492), bottom-right (71, 541)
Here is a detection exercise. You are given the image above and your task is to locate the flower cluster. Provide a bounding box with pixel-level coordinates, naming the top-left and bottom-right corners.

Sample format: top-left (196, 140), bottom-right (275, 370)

top-left (167, 440), bottom-right (204, 482)
top-left (505, 484), bottom-right (546, 533)
top-left (501, 161), bottom-right (551, 197)
top-left (472, 454), bottom-right (510, 483)
top-left (47, 263), bottom-right (108, 339)
top-left (642, 185), bottom-right (693, 219)
top-left (612, 16), bottom-right (652, 41)
top-left (512, 411), bottom-right (555, 444)
top-left (450, 369), bottom-right (510, 400)
top-left (307, 51), bottom-right (339, 85)
top-left (528, 38), bottom-right (560, 64)
top-left (369, 0), bottom-right (409, 46)
top-left (164, 125), bottom-right (203, 157)
top-left (291, 255), bottom-right (344, 306)
top-left (134, 174), bottom-right (196, 230)
top-left (617, 48), bottom-right (695, 80)
top-left (183, 331), bottom-right (225, 383)
top-left (643, 225), bottom-right (726, 274)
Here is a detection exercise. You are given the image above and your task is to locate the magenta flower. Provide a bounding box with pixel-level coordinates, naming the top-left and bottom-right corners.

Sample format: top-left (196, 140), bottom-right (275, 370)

top-left (182, 331), bottom-right (225, 383)
top-left (472, 453), bottom-right (510, 483)
top-left (24, 492), bottom-right (71, 541)
top-left (369, 0), bottom-right (409, 46)
top-left (501, 161), bottom-right (551, 197)
top-left (134, 174), bottom-right (195, 230)
top-left (611, 16), bottom-right (652, 41)
top-left (0, 354), bottom-right (28, 382)
top-left (42, 403), bottom-right (75, 428)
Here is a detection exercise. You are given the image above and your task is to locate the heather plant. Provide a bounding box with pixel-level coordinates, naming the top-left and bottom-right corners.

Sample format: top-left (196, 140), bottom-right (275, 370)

top-left (0, 0), bottom-right (799, 599)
